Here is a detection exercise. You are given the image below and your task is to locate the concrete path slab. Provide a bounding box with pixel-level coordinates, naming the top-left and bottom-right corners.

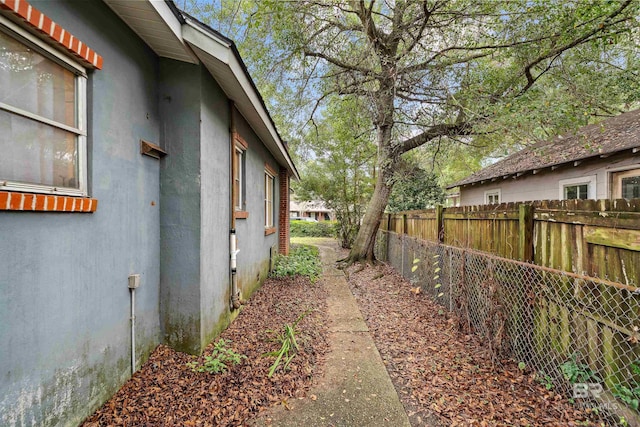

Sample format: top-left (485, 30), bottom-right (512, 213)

top-left (253, 241), bottom-right (410, 427)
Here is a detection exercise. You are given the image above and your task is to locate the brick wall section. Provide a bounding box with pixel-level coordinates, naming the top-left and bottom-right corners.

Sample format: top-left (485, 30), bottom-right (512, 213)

top-left (0, 191), bottom-right (97, 212)
top-left (0, 0), bottom-right (103, 69)
top-left (278, 167), bottom-right (290, 255)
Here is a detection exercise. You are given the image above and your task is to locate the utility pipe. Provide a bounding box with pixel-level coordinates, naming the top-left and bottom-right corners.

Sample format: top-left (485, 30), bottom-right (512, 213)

top-left (230, 229), bottom-right (241, 309)
top-left (130, 287), bottom-right (136, 374)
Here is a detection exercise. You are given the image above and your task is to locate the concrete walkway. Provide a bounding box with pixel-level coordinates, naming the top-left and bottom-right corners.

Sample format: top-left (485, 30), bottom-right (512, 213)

top-left (254, 241), bottom-right (410, 427)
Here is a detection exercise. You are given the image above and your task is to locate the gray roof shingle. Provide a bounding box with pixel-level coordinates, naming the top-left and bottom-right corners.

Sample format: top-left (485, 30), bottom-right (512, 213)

top-left (449, 109), bottom-right (640, 188)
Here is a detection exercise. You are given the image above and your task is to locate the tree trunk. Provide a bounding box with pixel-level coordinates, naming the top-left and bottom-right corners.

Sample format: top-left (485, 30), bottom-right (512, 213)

top-left (346, 168), bottom-right (394, 262)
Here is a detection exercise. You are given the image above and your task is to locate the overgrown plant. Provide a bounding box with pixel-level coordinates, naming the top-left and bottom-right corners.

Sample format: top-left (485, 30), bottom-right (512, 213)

top-left (271, 245), bottom-right (322, 282)
top-left (187, 339), bottom-right (246, 374)
top-left (264, 311), bottom-right (310, 378)
top-left (613, 359), bottom-right (640, 412)
top-left (560, 352), bottom-right (599, 384)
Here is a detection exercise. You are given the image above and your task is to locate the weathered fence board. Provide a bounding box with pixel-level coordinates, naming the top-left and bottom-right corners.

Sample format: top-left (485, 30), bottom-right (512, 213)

top-left (383, 199), bottom-right (640, 285)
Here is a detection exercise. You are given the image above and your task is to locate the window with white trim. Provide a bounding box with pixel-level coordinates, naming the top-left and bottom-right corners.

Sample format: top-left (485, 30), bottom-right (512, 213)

top-left (558, 176), bottom-right (596, 200)
top-left (0, 20), bottom-right (87, 196)
top-left (233, 146), bottom-right (245, 210)
top-left (484, 189), bottom-right (501, 204)
top-left (612, 168), bottom-right (640, 200)
top-left (264, 170), bottom-right (274, 228)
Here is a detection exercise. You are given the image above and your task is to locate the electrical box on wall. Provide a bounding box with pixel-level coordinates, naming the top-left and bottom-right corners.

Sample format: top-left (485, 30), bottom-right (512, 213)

top-left (128, 274), bottom-right (140, 289)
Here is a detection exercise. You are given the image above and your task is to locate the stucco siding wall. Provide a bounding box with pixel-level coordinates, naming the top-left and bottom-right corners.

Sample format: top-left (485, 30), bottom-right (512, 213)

top-left (234, 114), bottom-right (279, 298)
top-left (460, 154), bottom-right (640, 205)
top-left (158, 60), bottom-right (203, 355)
top-left (199, 67), bottom-right (232, 347)
top-left (0, 1), bottom-right (162, 426)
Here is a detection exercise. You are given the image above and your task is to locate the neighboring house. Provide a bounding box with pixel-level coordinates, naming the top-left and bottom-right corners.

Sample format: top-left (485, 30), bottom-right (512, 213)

top-left (0, 1), bottom-right (297, 425)
top-left (449, 110), bottom-right (640, 205)
top-left (290, 199), bottom-right (334, 221)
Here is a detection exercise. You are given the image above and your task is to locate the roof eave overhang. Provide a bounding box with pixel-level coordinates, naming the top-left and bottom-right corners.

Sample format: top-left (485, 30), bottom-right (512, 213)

top-left (102, 0), bottom-right (198, 64)
top-left (182, 19), bottom-right (299, 180)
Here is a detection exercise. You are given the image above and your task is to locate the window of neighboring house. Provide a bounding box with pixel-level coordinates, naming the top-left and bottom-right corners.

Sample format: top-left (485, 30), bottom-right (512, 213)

top-left (559, 176), bottom-right (596, 200)
top-left (0, 20), bottom-right (87, 196)
top-left (264, 170), bottom-right (274, 229)
top-left (233, 146), bottom-right (245, 210)
top-left (484, 189), bottom-right (501, 204)
top-left (612, 168), bottom-right (640, 200)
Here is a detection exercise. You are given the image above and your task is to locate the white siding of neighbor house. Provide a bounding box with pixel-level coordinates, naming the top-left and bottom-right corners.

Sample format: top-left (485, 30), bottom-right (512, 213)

top-left (460, 154), bottom-right (640, 205)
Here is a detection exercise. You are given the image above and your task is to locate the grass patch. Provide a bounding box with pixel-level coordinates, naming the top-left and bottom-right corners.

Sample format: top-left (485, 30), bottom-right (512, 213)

top-left (271, 244), bottom-right (322, 282)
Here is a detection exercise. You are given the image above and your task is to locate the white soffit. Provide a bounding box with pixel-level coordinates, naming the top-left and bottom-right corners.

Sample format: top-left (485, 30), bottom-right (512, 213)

top-left (182, 21), bottom-right (298, 179)
top-left (103, 0), bottom-right (197, 64)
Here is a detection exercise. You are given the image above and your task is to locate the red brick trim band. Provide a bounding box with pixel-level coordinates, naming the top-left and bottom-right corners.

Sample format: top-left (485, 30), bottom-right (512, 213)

top-left (265, 163), bottom-right (278, 177)
top-left (233, 132), bottom-right (248, 150)
top-left (0, 191), bottom-right (98, 212)
top-left (264, 227), bottom-right (276, 236)
top-left (234, 210), bottom-right (249, 219)
top-left (0, 0), bottom-right (103, 69)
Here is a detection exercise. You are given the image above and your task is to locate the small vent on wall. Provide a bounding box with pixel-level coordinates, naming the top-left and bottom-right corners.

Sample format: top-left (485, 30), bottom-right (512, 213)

top-left (140, 139), bottom-right (167, 159)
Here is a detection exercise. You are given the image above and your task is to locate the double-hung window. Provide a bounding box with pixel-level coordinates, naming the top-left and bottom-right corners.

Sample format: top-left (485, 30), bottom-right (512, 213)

top-left (0, 18), bottom-right (87, 196)
top-left (264, 170), bottom-right (274, 229)
top-left (233, 146), bottom-right (245, 210)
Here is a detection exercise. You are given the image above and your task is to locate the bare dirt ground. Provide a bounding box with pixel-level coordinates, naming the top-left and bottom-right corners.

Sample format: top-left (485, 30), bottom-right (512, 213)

top-left (346, 261), bottom-right (603, 427)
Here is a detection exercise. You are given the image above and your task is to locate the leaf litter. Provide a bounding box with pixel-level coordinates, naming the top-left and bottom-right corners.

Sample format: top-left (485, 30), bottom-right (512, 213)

top-left (82, 275), bottom-right (328, 426)
top-left (346, 262), bottom-right (604, 427)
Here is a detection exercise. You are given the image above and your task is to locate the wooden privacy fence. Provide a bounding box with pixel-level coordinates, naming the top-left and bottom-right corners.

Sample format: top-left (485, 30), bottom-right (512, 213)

top-left (378, 199), bottom-right (640, 423)
top-left (381, 199), bottom-right (640, 286)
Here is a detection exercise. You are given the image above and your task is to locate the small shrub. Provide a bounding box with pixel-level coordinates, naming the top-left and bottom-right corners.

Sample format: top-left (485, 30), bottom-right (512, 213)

top-left (614, 359), bottom-right (640, 412)
top-left (290, 220), bottom-right (337, 238)
top-left (560, 352), bottom-right (599, 384)
top-left (271, 245), bottom-right (322, 282)
top-left (187, 339), bottom-right (246, 374)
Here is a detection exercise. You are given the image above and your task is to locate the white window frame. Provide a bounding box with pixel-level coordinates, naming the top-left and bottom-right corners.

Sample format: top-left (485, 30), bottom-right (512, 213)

top-left (264, 170), bottom-right (274, 228)
top-left (484, 189), bottom-right (501, 204)
top-left (611, 168), bottom-right (640, 199)
top-left (234, 146), bottom-right (245, 210)
top-left (558, 175), bottom-right (596, 200)
top-left (0, 16), bottom-right (88, 197)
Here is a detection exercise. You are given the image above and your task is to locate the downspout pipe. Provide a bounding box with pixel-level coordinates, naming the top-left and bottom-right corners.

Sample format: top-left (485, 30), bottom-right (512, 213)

top-left (230, 229), bottom-right (241, 309)
top-left (229, 102), bottom-right (242, 310)
top-left (130, 288), bottom-right (136, 374)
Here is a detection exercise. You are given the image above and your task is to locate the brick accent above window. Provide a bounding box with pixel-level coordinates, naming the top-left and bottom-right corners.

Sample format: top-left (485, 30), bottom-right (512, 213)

top-left (0, 191), bottom-right (97, 213)
top-left (0, 0), bottom-right (103, 69)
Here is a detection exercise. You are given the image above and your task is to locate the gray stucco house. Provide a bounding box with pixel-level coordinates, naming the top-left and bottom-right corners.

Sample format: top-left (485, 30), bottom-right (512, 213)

top-left (449, 110), bottom-right (640, 205)
top-left (0, 0), bottom-right (297, 425)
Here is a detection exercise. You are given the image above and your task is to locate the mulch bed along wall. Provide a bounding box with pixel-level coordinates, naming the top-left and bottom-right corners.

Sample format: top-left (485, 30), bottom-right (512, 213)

top-left (82, 275), bottom-right (328, 427)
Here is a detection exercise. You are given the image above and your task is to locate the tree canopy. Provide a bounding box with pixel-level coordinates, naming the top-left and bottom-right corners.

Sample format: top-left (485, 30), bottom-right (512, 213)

top-left (187, 0), bottom-right (640, 261)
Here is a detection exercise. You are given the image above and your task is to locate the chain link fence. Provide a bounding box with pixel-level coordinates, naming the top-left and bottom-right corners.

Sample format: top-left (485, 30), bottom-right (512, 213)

top-left (376, 230), bottom-right (640, 424)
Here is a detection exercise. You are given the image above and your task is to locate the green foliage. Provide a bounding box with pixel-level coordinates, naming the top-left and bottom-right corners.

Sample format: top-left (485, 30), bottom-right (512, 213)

top-left (263, 311), bottom-right (310, 378)
top-left (187, 339), bottom-right (246, 374)
top-left (518, 362), bottom-right (526, 371)
top-left (271, 245), bottom-right (322, 282)
top-left (560, 353), bottom-right (599, 384)
top-left (614, 359), bottom-right (640, 412)
top-left (290, 220), bottom-right (337, 238)
top-left (387, 161), bottom-right (446, 213)
top-left (536, 372), bottom-right (554, 390)
top-left (293, 97), bottom-right (376, 249)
